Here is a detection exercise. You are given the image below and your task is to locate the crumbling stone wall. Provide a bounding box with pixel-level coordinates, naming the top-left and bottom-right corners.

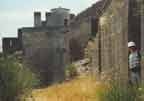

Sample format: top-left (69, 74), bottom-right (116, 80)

top-left (67, 0), bottom-right (111, 62)
top-left (141, 4), bottom-right (144, 52)
top-left (2, 37), bottom-right (22, 54)
top-left (91, 0), bottom-right (129, 81)
top-left (68, 19), bottom-right (91, 61)
top-left (128, 0), bottom-right (141, 50)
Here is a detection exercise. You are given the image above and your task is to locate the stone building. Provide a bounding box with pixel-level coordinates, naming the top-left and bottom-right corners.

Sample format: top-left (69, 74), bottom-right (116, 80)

top-left (10, 0), bottom-right (113, 84)
top-left (2, 37), bottom-right (22, 54)
top-left (17, 0), bottom-right (109, 85)
top-left (18, 7), bottom-right (73, 85)
top-left (17, 0), bottom-right (110, 85)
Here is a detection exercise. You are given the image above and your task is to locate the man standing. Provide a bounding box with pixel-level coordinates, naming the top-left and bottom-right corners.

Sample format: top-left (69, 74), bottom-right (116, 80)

top-left (128, 41), bottom-right (141, 86)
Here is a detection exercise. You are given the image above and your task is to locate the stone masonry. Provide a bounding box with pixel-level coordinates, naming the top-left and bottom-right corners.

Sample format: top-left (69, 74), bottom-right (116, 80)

top-left (90, 0), bottom-right (144, 83)
top-left (19, 27), bottom-right (69, 85)
top-left (19, 7), bottom-right (71, 85)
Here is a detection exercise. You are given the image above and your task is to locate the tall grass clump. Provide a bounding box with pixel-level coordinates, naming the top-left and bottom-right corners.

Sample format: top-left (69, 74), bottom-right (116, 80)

top-left (0, 54), bottom-right (40, 101)
top-left (99, 81), bottom-right (140, 101)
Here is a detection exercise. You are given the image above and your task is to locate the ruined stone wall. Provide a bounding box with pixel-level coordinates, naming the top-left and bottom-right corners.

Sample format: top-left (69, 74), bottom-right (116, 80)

top-left (91, 0), bottom-right (128, 81)
top-left (21, 28), bottom-right (69, 85)
top-left (67, 0), bottom-right (111, 62)
top-left (68, 19), bottom-right (91, 61)
top-left (140, 0), bottom-right (144, 83)
top-left (2, 37), bottom-right (21, 54)
top-left (141, 3), bottom-right (144, 52)
top-left (128, 0), bottom-right (141, 50)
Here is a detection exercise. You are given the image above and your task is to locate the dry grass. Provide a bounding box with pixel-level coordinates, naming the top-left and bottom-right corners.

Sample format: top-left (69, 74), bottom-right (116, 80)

top-left (27, 76), bottom-right (106, 101)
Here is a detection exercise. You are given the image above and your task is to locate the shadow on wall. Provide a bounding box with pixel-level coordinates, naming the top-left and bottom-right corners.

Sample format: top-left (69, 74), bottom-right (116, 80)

top-left (69, 38), bottom-right (85, 61)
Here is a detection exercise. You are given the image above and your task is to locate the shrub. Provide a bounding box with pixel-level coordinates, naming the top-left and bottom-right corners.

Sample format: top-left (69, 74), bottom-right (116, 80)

top-left (65, 64), bottom-right (78, 79)
top-left (0, 54), bottom-right (40, 101)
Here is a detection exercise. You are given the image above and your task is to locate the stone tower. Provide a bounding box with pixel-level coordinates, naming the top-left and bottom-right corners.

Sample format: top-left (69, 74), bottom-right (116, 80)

top-left (19, 8), bottom-right (72, 85)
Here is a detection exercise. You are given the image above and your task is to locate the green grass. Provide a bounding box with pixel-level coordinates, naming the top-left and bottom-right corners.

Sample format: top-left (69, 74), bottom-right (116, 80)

top-left (98, 81), bottom-right (140, 101)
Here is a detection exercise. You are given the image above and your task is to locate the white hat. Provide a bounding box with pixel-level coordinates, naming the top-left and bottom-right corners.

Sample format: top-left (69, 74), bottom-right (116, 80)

top-left (128, 41), bottom-right (136, 47)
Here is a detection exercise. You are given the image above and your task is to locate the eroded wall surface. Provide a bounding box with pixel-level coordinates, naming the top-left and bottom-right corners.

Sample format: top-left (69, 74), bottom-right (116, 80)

top-left (91, 0), bottom-right (128, 81)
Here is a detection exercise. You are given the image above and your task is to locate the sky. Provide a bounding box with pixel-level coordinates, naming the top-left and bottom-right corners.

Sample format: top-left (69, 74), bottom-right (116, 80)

top-left (0, 0), bottom-right (100, 51)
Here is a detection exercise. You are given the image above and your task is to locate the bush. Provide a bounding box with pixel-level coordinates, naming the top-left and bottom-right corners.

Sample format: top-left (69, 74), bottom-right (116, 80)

top-left (98, 81), bottom-right (140, 101)
top-left (65, 64), bottom-right (78, 79)
top-left (0, 54), bottom-right (40, 101)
